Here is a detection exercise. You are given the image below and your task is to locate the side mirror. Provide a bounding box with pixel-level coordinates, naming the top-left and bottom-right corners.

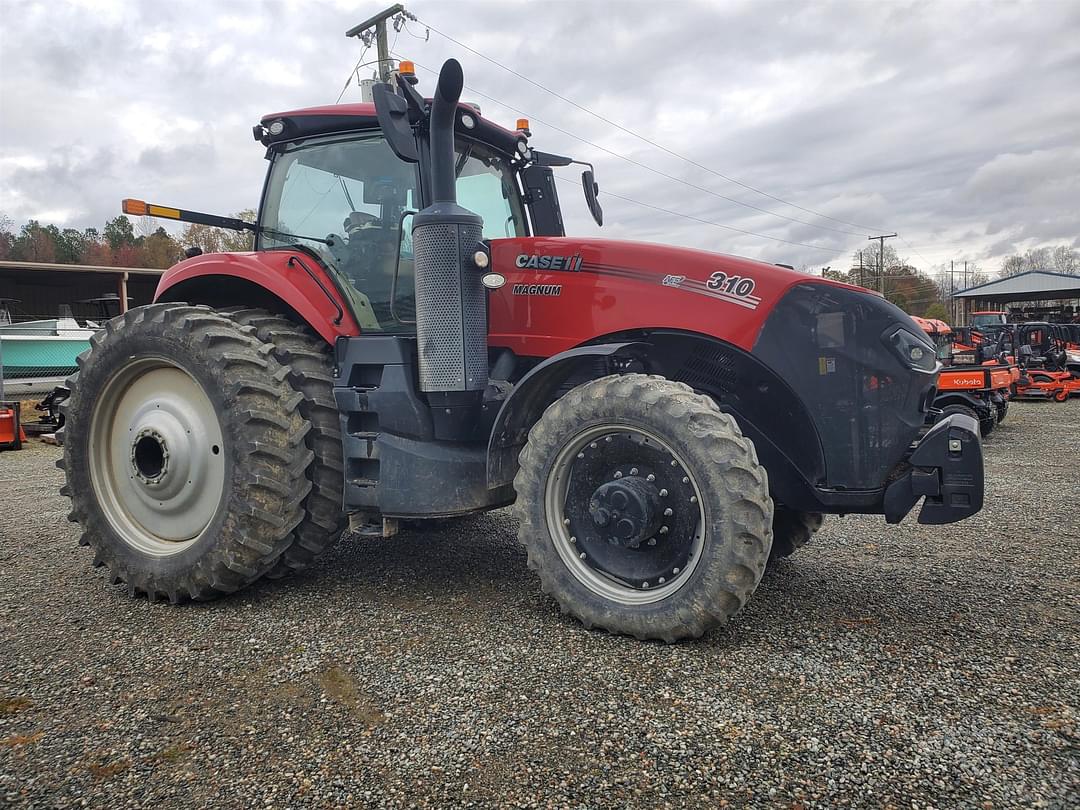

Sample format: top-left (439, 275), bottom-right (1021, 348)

top-left (582, 169), bottom-right (603, 227)
top-left (372, 83), bottom-right (419, 163)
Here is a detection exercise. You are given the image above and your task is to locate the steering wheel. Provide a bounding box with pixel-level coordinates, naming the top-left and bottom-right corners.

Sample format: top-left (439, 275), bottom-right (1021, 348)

top-left (345, 211), bottom-right (381, 237)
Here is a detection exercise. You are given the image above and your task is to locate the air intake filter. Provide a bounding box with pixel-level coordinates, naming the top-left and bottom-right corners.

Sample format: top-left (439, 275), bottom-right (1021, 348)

top-left (412, 206), bottom-right (486, 392)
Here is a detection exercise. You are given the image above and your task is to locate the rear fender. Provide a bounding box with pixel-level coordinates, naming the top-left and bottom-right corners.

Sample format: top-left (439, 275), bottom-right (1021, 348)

top-left (154, 250), bottom-right (361, 344)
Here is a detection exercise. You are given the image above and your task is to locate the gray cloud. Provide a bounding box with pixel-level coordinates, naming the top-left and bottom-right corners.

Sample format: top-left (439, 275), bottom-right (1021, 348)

top-left (1, 0), bottom-right (1079, 279)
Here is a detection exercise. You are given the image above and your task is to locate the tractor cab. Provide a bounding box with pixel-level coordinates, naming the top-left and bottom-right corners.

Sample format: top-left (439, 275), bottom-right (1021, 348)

top-left (250, 65), bottom-right (597, 337)
top-left (253, 103), bottom-right (530, 332)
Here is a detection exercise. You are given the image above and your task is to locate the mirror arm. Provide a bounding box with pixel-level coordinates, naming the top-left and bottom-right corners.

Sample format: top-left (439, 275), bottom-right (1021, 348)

top-left (390, 209), bottom-right (419, 326)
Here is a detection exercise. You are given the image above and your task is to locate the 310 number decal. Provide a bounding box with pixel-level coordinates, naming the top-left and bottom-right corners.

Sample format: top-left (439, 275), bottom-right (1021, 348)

top-left (706, 271), bottom-right (756, 297)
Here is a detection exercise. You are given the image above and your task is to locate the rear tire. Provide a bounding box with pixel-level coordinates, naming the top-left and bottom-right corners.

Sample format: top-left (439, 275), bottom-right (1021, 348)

top-left (514, 374), bottom-right (773, 642)
top-left (59, 304), bottom-right (312, 602)
top-left (220, 308), bottom-right (347, 579)
top-left (769, 508), bottom-right (824, 562)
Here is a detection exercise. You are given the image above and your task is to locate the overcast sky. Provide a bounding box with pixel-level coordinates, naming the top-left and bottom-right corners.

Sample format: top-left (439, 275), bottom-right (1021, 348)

top-left (2, 0), bottom-right (1079, 278)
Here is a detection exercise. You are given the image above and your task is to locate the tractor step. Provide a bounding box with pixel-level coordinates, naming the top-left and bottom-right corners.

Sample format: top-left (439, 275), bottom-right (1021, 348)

top-left (347, 514), bottom-right (399, 538)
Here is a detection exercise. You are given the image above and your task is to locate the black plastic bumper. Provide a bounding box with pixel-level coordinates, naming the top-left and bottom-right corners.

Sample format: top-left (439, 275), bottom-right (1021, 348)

top-left (883, 414), bottom-right (984, 525)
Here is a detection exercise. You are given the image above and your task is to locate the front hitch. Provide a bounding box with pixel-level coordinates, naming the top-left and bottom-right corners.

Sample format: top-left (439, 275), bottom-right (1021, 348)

top-left (883, 414), bottom-right (984, 525)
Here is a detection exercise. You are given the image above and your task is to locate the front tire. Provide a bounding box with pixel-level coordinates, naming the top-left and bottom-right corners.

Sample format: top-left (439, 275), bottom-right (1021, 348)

top-left (769, 508), bottom-right (824, 562)
top-left (59, 304), bottom-right (313, 602)
top-left (514, 374), bottom-right (773, 642)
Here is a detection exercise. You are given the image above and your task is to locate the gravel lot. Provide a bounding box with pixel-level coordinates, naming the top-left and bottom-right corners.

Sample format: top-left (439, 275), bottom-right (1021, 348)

top-left (2, 400), bottom-right (1078, 808)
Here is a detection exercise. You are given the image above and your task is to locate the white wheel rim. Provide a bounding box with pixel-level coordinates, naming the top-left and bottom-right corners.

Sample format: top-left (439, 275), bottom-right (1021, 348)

top-left (88, 357), bottom-right (226, 556)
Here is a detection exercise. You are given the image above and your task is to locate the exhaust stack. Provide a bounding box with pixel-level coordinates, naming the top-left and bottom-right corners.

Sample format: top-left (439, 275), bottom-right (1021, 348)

top-left (411, 59), bottom-right (487, 438)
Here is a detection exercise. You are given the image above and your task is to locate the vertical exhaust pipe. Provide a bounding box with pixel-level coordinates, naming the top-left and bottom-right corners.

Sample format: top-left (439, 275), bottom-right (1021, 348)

top-left (411, 59), bottom-right (487, 439)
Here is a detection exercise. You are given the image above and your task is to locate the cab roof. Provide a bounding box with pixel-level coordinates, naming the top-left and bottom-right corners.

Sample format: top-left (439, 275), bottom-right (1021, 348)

top-left (256, 100), bottom-right (524, 157)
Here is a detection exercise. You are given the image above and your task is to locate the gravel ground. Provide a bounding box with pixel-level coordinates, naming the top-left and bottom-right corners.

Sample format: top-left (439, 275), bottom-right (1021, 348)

top-left (1, 400), bottom-right (1078, 808)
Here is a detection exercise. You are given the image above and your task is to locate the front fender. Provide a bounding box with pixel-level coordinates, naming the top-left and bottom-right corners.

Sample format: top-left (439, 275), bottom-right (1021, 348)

top-left (486, 342), bottom-right (645, 488)
top-left (155, 249), bottom-right (361, 344)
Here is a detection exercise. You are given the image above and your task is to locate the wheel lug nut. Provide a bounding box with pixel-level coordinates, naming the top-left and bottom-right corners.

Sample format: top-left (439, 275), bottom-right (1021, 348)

top-left (664, 508), bottom-right (673, 516)
top-left (630, 467), bottom-right (638, 476)
top-left (647, 538), bottom-right (656, 546)
top-left (646, 474), bottom-right (655, 482)
top-left (690, 495), bottom-right (697, 503)
top-left (570, 536), bottom-right (577, 544)
top-left (673, 567), bottom-right (680, 574)
top-left (682, 476), bottom-right (689, 484)
top-left (659, 577), bottom-right (666, 584)
top-left (577, 452), bottom-right (585, 459)
top-left (614, 471), bottom-right (623, 479)
top-left (660, 526), bottom-right (669, 534)
top-left (642, 582), bottom-right (649, 588)
top-left (659, 489), bottom-right (668, 497)
top-left (671, 459), bottom-right (678, 467)
top-left (579, 552), bottom-right (587, 559)
top-left (590, 442), bottom-right (598, 449)
top-left (605, 436), bottom-right (612, 443)
top-left (563, 518), bottom-right (571, 526)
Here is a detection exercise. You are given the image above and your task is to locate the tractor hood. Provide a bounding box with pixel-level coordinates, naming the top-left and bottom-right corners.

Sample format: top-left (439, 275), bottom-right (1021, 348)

top-left (487, 235), bottom-right (938, 494)
top-left (487, 235), bottom-right (892, 354)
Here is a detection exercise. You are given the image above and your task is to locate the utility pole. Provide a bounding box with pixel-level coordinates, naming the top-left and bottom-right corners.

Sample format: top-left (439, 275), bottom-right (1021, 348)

top-left (962, 260), bottom-right (968, 324)
top-left (346, 4), bottom-right (413, 84)
top-left (950, 260), bottom-right (959, 324)
top-left (868, 233), bottom-right (897, 297)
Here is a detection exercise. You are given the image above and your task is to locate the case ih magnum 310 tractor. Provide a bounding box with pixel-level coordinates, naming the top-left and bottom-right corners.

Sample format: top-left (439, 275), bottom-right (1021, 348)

top-left (59, 60), bottom-right (984, 641)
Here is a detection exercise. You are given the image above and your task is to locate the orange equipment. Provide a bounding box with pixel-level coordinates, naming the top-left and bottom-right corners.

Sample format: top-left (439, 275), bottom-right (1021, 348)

top-left (0, 402), bottom-right (26, 451)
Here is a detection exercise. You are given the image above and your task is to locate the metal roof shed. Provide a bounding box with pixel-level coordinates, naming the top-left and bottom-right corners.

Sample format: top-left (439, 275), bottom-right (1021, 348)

top-left (953, 271), bottom-right (1080, 303)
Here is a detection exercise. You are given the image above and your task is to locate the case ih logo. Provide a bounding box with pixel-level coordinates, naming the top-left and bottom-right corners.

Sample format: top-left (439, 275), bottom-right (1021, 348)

top-left (516, 253), bottom-right (583, 272)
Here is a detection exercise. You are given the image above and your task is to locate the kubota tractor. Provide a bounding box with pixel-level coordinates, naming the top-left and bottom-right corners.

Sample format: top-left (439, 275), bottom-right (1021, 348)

top-left (58, 60), bottom-right (984, 641)
top-left (912, 316), bottom-right (1008, 434)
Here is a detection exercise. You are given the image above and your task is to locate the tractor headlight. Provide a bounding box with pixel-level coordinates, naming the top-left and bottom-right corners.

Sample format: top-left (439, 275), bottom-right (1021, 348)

top-left (887, 327), bottom-right (938, 374)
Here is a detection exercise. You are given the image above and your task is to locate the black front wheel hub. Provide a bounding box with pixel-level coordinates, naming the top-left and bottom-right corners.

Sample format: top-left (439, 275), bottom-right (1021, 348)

top-left (588, 477), bottom-right (662, 549)
top-left (561, 430), bottom-right (700, 590)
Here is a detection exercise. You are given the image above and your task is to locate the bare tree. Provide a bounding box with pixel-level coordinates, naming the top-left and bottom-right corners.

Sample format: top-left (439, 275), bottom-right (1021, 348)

top-left (1051, 245), bottom-right (1080, 275)
top-left (1001, 255), bottom-right (1025, 277)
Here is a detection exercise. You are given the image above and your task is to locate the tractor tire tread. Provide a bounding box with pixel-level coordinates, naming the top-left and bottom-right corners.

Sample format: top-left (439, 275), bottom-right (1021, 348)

top-left (219, 307), bottom-right (346, 578)
top-left (769, 509), bottom-right (825, 561)
top-left (59, 303), bottom-right (311, 601)
top-left (513, 373), bottom-right (773, 642)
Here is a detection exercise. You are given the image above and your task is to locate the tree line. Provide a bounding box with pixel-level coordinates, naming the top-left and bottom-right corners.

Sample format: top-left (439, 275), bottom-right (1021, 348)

top-left (0, 211), bottom-right (255, 270)
top-left (822, 244), bottom-right (956, 321)
top-left (999, 245), bottom-right (1080, 276)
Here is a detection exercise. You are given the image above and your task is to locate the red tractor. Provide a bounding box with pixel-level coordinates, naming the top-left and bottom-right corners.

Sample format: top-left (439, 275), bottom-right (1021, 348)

top-left (58, 60), bottom-right (984, 641)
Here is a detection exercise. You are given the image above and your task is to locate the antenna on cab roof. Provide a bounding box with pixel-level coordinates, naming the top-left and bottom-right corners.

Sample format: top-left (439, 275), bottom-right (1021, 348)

top-left (344, 4), bottom-right (417, 101)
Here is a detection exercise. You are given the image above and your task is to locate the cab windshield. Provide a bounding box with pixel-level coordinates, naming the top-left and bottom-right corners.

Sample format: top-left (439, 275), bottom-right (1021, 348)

top-left (258, 131), bottom-right (525, 332)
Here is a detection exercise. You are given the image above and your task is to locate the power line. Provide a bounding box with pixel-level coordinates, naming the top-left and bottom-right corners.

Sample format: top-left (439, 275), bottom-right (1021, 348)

top-left (399, 56), bottom-right (867, 239)
top-left (553, 173), bottom-right (845, 255)
top-left (412, 16), bottom-right (886, 234)
top-left (335, 43), bottom-right (372, 103)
